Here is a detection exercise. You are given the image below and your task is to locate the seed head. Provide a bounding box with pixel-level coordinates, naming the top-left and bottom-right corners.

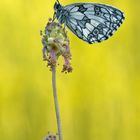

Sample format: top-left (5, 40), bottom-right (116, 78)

top-left (40, 18), bottom-right (72, 73)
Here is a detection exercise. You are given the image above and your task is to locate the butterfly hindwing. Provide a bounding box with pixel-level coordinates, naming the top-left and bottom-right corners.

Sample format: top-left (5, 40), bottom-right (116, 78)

top-left (64, 3), bottom-right (125, 44)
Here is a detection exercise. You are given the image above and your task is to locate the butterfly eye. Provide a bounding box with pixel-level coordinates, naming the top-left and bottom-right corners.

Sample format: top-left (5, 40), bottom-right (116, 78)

top-left (54, 2), bottom-right (60, 10)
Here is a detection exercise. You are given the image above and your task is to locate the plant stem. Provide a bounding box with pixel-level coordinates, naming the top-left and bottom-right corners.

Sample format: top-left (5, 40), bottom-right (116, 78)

top-left (52, 66), bottom-right (63, 140)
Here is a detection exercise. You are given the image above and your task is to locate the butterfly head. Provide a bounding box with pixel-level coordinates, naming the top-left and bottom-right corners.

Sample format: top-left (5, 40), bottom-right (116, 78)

top-left (54, 1), bottom-right (62, 12)
top-left (54, 1), bottom-right (66, 24)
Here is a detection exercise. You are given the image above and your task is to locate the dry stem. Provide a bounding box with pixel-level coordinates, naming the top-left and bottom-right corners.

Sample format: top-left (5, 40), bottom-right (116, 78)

top-left (52, 66), bottom-right (63, 140)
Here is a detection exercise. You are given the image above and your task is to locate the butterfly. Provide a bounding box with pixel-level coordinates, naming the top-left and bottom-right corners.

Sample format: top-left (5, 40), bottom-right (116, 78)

top-left (53, 0), bottom-right (125, 44)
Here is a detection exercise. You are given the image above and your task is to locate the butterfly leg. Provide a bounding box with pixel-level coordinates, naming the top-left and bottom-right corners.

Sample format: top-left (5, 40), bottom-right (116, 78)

top-left (63, 23), bottom-right (68, 31)
top-left (52, 12), bottom-right (56, 22)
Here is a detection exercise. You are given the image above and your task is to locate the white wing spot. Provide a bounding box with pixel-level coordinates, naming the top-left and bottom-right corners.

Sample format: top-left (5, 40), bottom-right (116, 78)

top-left (104, 14), bottom-right (110, 21)
top-left (83, 4), bottom-right (93, 8)
top-left (86, 23), bottom-right (94, 31)
top-left (91, 20), bottom-right (99, 27)
top-left (83, 28), bottom-right (90, 37)
top-left (77, 26), bottom-right (82, 32)
top-left (86, 7), bottom-right (95, 11)
top-left (70, 6), bottom-right (79, 12)
top-left (69, 18), bottom-right (77, 25)
top-left (111, 16), bottom-right (118, 22)
top-left (98, 34), bottom-right (104, 40)
top-left (70, 12), bottom-right (84, 20)
top-left (64, 5), bottom-right (75, 11)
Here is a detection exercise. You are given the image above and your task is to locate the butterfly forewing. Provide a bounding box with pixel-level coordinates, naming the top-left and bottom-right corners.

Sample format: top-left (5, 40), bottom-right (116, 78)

top-left (64, 3), bottom-right (125, 44)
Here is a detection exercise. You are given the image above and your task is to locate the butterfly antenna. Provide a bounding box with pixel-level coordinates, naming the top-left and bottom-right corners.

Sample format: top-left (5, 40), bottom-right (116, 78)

top-left (56, 0), bottom-right (60, 3)
top-left (52, 12), bottom-right (56, 22)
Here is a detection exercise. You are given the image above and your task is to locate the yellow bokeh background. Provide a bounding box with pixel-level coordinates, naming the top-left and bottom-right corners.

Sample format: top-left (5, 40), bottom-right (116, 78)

top-left (0, 0), bottom-right (140, 140)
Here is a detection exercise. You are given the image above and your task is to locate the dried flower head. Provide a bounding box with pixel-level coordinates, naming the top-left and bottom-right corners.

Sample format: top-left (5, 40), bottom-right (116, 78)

top-left (40, 18), bottom-right (72, 73)
top-left (44, 132), bottom-right (57, 140)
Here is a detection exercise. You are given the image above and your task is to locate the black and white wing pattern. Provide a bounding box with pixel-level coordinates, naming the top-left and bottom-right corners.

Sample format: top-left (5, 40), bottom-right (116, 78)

top-left (64, 3), bottom-right (125, 44)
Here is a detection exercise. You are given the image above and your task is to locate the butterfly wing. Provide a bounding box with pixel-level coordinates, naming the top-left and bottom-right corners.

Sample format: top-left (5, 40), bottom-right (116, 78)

top-left (64, 3), bottom-right (125, 44)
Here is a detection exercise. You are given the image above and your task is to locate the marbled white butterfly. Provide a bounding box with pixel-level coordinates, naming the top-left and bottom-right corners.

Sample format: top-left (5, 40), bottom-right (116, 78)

top-left (54, 0), bottom-right (125, 44)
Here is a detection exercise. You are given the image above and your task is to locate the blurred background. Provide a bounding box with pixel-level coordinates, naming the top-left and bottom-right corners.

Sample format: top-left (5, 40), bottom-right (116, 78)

top-left (0, 0), bottom-right (140, 140)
